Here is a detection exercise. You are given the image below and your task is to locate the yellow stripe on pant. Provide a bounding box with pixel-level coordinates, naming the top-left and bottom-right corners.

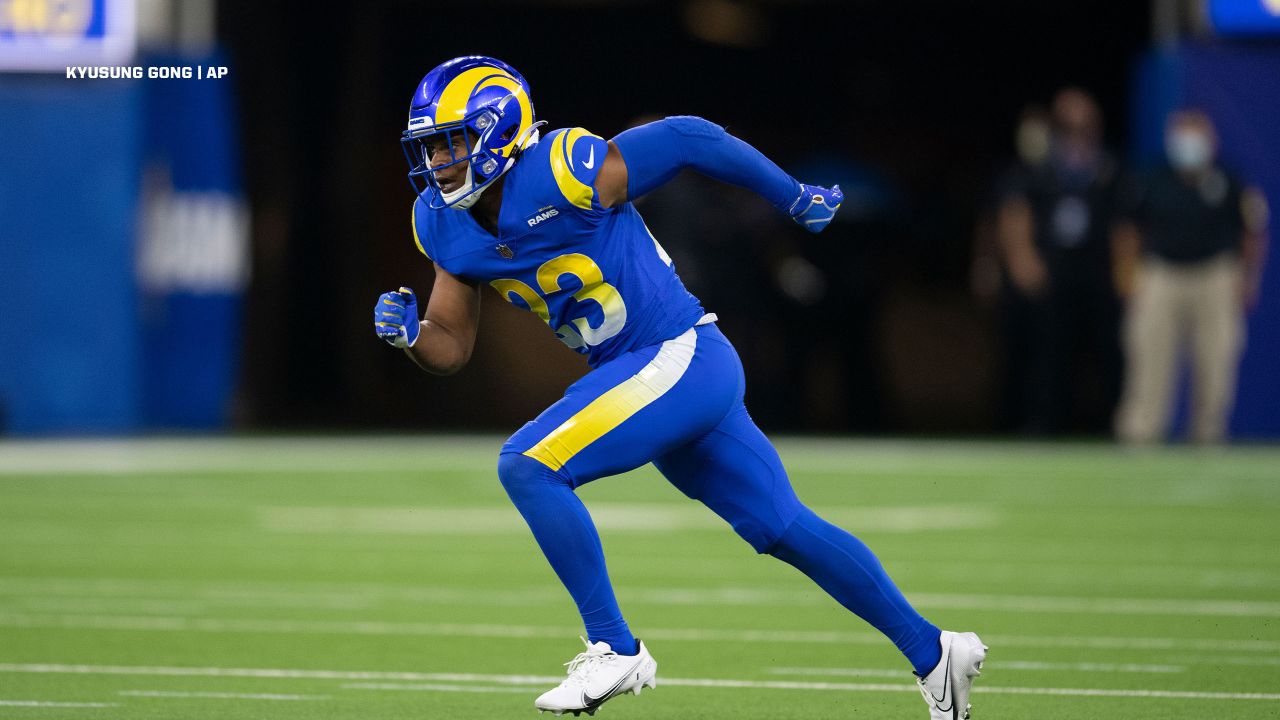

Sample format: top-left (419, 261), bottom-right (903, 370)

top-left (523, 328), bottom-right (698, 471)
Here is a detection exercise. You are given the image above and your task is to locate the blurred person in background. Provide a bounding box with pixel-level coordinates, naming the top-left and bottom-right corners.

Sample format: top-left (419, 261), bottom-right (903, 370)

top-left (627, 112), bottom-right (889, 433)
top-left (765, 155), bottom-right (893, 431)
top-left (995, 88), bottom-right (1124, 435)
top-left (974, 105), bottom-right (1051, 431)
top-left (638, 162), bottom-right (887, 432)
top-left (1112, 109), bottom-right (1270, 444)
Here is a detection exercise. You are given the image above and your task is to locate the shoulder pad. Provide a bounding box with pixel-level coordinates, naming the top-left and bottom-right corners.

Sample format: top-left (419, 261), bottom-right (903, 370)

top-left (547, 127), bottom-right (607, 210)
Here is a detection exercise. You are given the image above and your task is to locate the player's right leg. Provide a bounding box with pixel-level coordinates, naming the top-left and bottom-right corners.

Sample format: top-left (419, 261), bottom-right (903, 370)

top-left (653, 402), bottom-right (951, 671)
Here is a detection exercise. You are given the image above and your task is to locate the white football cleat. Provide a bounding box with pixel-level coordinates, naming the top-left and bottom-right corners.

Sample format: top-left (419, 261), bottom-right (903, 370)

top-left (534, 638), bottom-right (657, 716)
top-left (917, 630), bottom-right (988, 720)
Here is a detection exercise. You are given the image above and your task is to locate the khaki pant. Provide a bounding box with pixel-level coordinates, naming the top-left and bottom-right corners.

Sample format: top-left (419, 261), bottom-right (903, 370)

top-left (1115, 253), bottom-right (1245, 443)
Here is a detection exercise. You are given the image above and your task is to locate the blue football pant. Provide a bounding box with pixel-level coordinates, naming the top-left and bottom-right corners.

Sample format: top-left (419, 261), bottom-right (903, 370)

top-left (497, 323), bottom-right (942, 674)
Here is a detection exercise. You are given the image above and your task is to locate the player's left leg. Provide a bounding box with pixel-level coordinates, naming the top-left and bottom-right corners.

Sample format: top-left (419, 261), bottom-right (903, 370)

top-left (497, 324), bottom-right (739, 715)
top-left (498, 326), bottom-right (737, 653)
top-left (653, 324), bottom-right (985, 718)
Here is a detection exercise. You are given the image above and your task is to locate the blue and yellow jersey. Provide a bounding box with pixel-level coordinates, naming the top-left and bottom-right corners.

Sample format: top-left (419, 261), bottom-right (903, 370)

top-left (411, 128), bottom-right (707, 368)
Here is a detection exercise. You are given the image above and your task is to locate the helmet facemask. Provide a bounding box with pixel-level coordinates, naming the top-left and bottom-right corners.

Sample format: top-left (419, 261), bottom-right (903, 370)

top-left (402, 98), bottom-right (542, 210)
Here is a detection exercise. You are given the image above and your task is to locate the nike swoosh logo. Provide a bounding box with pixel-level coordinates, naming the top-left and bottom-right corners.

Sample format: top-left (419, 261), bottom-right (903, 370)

top-left (582, 145), bottom-right (595, 170)
top-left (930, 653), bottom-right (952, 710)
top-left (581, 656), bottom-right (642, 707)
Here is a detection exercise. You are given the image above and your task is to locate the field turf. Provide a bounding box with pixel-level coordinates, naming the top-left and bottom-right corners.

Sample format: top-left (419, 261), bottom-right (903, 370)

top-left (0, 436), bottom-right (1277, 719)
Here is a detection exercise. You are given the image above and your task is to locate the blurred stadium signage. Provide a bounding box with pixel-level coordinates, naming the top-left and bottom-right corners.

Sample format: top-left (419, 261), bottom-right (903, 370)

top-left (0, 0), bottom-right (135, 70)
top-left (1209, 0), bottom-right (1280, 35)
top-left (135, 52), bottom-right (249, 429)
top-left (138, 186), bottom-right (249, 295)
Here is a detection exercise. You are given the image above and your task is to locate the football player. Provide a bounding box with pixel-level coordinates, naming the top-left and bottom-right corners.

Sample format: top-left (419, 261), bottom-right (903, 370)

top-left (375, 56), bottom-right (986, 719)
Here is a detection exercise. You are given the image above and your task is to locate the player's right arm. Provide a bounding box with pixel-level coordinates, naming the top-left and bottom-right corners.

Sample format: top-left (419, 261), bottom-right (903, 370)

top-left (374, 263), bottom-right (481, 375)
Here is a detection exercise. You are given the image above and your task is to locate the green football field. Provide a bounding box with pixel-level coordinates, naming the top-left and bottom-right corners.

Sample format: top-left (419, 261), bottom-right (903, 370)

top-left (1, 436), bottom-right (1278, 719)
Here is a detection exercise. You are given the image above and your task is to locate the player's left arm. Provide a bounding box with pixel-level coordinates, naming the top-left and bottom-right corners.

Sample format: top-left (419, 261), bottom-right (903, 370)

top-left (594, 116), bottom-right (842, 233)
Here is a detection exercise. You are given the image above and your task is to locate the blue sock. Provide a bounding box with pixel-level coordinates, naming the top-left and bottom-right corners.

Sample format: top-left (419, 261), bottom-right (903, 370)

top-left (769, 507), bottom-right (942, 676)
top-left (497, 453), bottom-right (638, 656)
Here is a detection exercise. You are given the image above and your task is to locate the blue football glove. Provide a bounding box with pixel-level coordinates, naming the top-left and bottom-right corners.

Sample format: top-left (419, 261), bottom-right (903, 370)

top-left (788, 183), bottom-right (843, 233)
top-left (374, 287), bottom-right (420, 349)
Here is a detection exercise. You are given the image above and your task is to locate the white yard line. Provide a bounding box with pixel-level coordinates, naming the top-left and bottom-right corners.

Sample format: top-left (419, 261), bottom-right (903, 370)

top-left (4, 584), bottom-right (1276, 619)
top-left (767, 667), bottom-right (913, 679)
top-left (344, 678), bottom-right (1280, 701)
top-left (627, 587), bottom-right (1280, 617)
top-left (0, 699), bottom-right (118, 707)
top-left (4, 572), bottom-right (1278, 609)
top-left (4, 663), bottom-right (1267, 702)
top-left (3, 437), bottom-right (1276, 505)
top-left (907, 592), bottom-right (1280, 618)
top-left (0, 578), bottom-right (388, 610)
top-left (342, 683), bottom-right (532, 694)
top-left (0, 437), bottom-right (502, 475)
top-left (770, 660), bottom-right (1186, 677)
top-left (1, 613), bottom-right (1276, 653)
top-left (256, 504), bottom-right (998, 534)
top-left (999, 633), bottom-right (1279, 653)
top-left (1160, 654), bottom-right (1280, 667)
top-left (119, 690), bottom-right (328, 701)
top-left (992, 660), bottom-right (1184, 674)
top-left (977, 687), bottom-right (1280, 700)
top-left (0, 663), bottom-right (565, 683)
top-left (1, 435), bottom-right (1271, 471)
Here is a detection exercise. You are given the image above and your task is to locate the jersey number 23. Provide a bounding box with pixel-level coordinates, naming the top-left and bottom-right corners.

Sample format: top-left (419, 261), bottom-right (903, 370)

top-left (490, 253), bottom-right (627, 350)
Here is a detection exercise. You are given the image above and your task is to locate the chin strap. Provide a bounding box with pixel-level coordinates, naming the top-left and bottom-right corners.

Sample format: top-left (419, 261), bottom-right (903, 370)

top-left (443, 163), bottom-right (479, 209)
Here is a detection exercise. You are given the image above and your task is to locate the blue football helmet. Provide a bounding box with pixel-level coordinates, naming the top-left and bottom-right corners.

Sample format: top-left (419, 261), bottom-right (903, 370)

top-left (402, 56), bottom-right (543, 210)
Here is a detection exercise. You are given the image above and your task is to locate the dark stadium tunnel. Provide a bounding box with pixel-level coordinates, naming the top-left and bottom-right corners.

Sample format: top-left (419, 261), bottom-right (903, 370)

top-left (217, 0), bottom-right (1149, 432)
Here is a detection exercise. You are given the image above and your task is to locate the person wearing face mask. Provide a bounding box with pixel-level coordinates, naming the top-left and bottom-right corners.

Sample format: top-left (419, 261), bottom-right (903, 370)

top-left (1112, 110), bottom-right (1269, 444)
top-left (995, 89), bottom-right (1125, 435)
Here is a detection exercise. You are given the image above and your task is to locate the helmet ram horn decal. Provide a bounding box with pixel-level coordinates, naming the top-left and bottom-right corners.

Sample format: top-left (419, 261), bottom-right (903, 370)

top-left (401, 55), bottom-right (544, 210)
